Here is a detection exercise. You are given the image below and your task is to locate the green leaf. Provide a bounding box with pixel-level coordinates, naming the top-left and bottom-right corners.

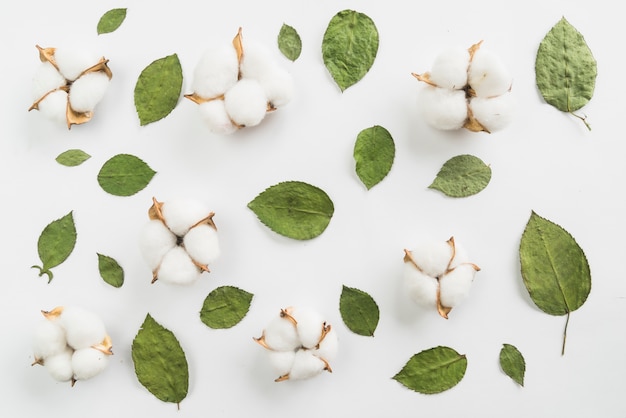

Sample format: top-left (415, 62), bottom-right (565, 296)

top-left (31, 211), bottom-right (77, 283)
top-left (322, 9), bottom-right (379, 91)
top-left (55, 149), bottom-right (91, 167)
top-left (429, 154), bottom-right (491, 198)
top-left (278, 23), bottom-right (302, 61)
top-left (97, 8), bottom-right (127, 35)
top-left (200, 286), bottom-right (253, 329)
top-left (535, 17), bottom-right (597, 130)
top-left (500, 343), bottom-right (525, 387)
top-left (97, 253), bottom-right (124, 288)
top-left (354, 125), bottom-right (395, 190)
top-left (132, 314), bottom-right (189, 407)
top-left (393, 346), bottom-right (467, 394)
top-left (134, 54), bottom-right (183, 126)
top-left (248, 181), bottom-right (334, 240)
top-left (339, 285), bottom-right (379, 336)
top-left (519, 211), bottom-right (591, 355)
top-left (97, 154), bottom-right (156, 196)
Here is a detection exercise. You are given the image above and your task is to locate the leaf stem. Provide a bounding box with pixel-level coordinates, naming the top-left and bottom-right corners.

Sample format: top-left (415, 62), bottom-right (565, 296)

top-left (570, 111), bottom-right (591, 131)
top-left (562, 311), bottom-right (570, 356)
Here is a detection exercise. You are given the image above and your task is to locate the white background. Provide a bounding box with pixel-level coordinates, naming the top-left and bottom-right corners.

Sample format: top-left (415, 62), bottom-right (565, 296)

top-left (2, 0), bottom-right (625, 417)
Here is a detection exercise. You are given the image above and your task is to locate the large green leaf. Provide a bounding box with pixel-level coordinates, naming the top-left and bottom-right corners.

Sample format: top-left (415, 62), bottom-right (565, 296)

top-left (97, 8), bottom-right (127, 35)
top-left (278, 23), bottom-right (302, 61)
top-left (499, 343), bottom-right (525, 387)
top-left (97, 253), bottom-right (124, 288)
top-left (55, 149), bottom-right (91, 167)
top-left (200, 286), bottom-right (253, 329)
top-left (429, 154), bottom-right (491, 198)
top-left (134, 54), bottom-right (183, 126)
top-left (31, 211), bottom-right (77, 283)
top-left (393, 346), bottom-right (467, 394)
top-left (97, 154), bottom-right (156, 196)
top-left (339, 285), bottom-right (379, 336)
top-left (353, 125), bottom-right (395, 190)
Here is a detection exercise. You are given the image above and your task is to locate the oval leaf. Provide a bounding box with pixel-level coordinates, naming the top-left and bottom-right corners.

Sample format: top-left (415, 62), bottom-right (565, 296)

top-left (55, 149), bottom-right (91, 167)
top-left (134, 54), bottom-right (183, 126)
top-left (278, 23), bottom-right (302, 61)
top-left (500, 343), bottom-right (525, 387)
top-left (429, 154), bottom-right (491, 197)
top-left (393, 346), bottom-right (467, 394)
top-left (536, 17), bottom-right (596, 129)
top-left (200, 286), bottom-right (253, 329)
top-left (132, 314), bottom-right (189, 407)
top-left (247, 181), bottom-right (334, 240)
top-left (32, 211), bottom-right (77, 283)
top-left (97, 8), bottom-right (127, 35)
top-left (97, 154), bottom-right (156, 196)
top-left (97, 253), bottom-right (124, 288)
top-left (354, 125), bottom-right (395, 190)
top-left (322, 10), bottom-right (379, 91)
top-left (339, 285), bottom-right (379, 336)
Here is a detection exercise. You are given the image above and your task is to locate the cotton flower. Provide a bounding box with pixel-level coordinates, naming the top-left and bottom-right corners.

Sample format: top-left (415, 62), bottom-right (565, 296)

top-left (185, 28), bottom-right (294, 134)
top-left (413, 41), bottom-right (513, 133)
top-left (254, 307), bottom-right (337, 382)
top-left (139, 197), bottom-right (220, 285)
top-left (403, 237), bottom-right (480, 319)
top-left (29, 45), bottom-right (112, 129)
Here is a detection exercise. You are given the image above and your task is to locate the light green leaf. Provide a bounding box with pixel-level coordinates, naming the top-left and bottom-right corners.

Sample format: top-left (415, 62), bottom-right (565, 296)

top-left (97, 8), bottom-right (127, 35)
top-left (31, 211), bottom-right (76, 283)
top-left (322, 9), bottom-right (379, 91)
top-left (500, 343), bottom-right (525, 387)
top-left (278, 23), bottom-right (302, 61)
top-left (519, 211), bottom-right (591, 355)
top-left (200, 286), bottom-right (253, 329)
top-left (134, 54), bottom-right (183, 126)
top-left (55, 149), bottom-right (91, 167)
top-left (536, 17), bottom-right (597, 130)
top-left (393, 346), bottom-right (467, 394)
top-left (429, 154), bottom-right (491, 198)
top-left (339, 285), bottom-right (379, 336)
top-left (97, 154), bottom-right (156, 196)
top-left (354, 125), bottom-right (394, 190)
top-left (97, 253), bottom-right (124, 288)
top-left (248, 181), bottom-right (334, 240)
top-left (132, 314), bottom-right (188, 407)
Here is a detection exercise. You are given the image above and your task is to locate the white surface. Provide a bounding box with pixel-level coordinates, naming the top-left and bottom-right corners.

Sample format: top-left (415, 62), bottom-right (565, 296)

top-left (2, 0), bottom-right (625, 417)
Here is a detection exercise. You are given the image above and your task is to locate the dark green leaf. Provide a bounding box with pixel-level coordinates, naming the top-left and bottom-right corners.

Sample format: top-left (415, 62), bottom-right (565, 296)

top-left (393, 346), bottom-right (467, 394)
top-left (55, 149), bottom-right (91, 167)
top-left (278, 23), bottom-right (302, 61)
top-left (354, 125), bottom-right (394, 190)
top-left (500, 343), bottom-right (525, 387)
top-left (97, 154), bottom-right (156, 196)
top-left (132, 314), bottom-right (188, 407)
top-left (31, 211), bottom-right (77, 283)
top-left (248, 181), bottom-right (334, 240)
top-left (322, 10), bottom-right (379, 91)
top-left (134, 54), bottom-right (183, 126)
top-left (97, 253), bottom-right (124, 288)
top-left (339, 285), bottom-right (379, 336)
top-left (429, 154), bottom-right (491, 197)
top-left (97, 8), bottom-right (127, 35)
top-left (200, 286), bottom-right (253, 329)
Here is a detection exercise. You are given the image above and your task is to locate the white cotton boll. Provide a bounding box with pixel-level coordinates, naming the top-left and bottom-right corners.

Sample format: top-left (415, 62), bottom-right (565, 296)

top-left (33, 320), bottom-right (66, 361)
top-left (428, 47), bottom-right (470, 90)
top-left (313, 327), bottom-right (338, 362)
top-left (291, 307), bottom-right (324, 349)
top-left (418, 86), bottom-right (467, 130)
top-left (161, 199), bottom-right (211, 237)
top-left (468, 48), bottom-right (512, 98)
top-left (32, 62), bottom-right (66, 101)
top-left (183, 223), bottom-right (220, 265)
top-left (157, 246), bottom-right (202, 285)
top-left (469, 93), bottom-right (514, 132)
top-left (267, 350), bottom-right (296, 377)
top-left (439, 264), bottom-right (478, 309)
top-left (139, 220), bottom-right (177, 271)
top-left (258, 66), bottom-right (294, 108)
top-left (54, 48), bottom-right (99, 81)
top-left (404, 264), bottom-right (438, 307)
top-left (44, 346), bottom-right (74, 382)
top-left (239, 41), bottom-right (275, 81)
top-left (192, 45), bottom-right (239, 99)
top-left (37, 90), bottom-right (68, 125)
top-left (69, 72), bottom-right (110, 113)
top-left (406, 241), bottom-right (454, 278)
top-left (224, 78), bottom-right (268, 127)
top-left (58, 307), bottom-right (106, 350)
top-left (263, 315), bottom-right (300, 351)
top-left (289, 350), bottom-right (326, 380)
top-left (71, 348), bottom-right (108, 381)
top-left (198, 100), bottom-right (238, 134)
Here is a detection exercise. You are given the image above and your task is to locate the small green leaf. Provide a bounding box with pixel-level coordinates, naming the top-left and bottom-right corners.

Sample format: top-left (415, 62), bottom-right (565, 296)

top-left (322, 9), bottom-right (379, 91)
top-left (429, 154), bottom-right (491, 197)
top-left (248, 181), bottom-right (334, 240)
top-left (55, 149), bottom-right (91, 167)
top-left (354, 125), bottom-right (395, 190)
top-left (535, 17), bottom-right (597, 129)
top-left (519, 211), bottom-right (591, 355)
top-left (97, 253), bottom-right (124, 288)
top-left (132, 314), bottom-right (189, 407)
top-left (97, 154), bottom-right (156, 196)
top-left (278, 23), bottom-right (302, 61)
top-left (31, 211), bottom-right (77, 283)
top-left (500, 343), bottom-right (525, 387)
top-left (134, 54), bottom-right (183, 126)
top-left (97, 8), bottom-right (127, 35)
top-left (393, 346), bottom-right (467, 394)
top-left (339, 285), bottom-right (379, 336)
top-left (200, 286), bottom-right (253, 329)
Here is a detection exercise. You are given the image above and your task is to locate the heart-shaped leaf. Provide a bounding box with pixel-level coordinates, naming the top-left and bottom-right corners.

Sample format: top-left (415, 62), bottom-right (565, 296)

top-left (97, 154), bottom-right (156, 196)
top-left (55, 149), bottom-right (91, 167)
top-left (200, 286), bottom-right (254, 329)
top-left (278, 23), bottom-right (302, 61)
top-left (339, 285), bottom-right (379, 336)
top-left (393, 346), bottom-right (467, 394)
top-left (134, 54), bottom-right (183, 126)
top-left (354, 125), bottom-right (395, 190)
top-left (97, 8), bottom-right (127, 35)
top-left (97, 253), bottom-right (124, 288)
top-left (31, 211), bottom-right (77, 283)
top-left (499, 343), bottom-right (525, 387)
top-left (429, 154), bottom-right (491, 198)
